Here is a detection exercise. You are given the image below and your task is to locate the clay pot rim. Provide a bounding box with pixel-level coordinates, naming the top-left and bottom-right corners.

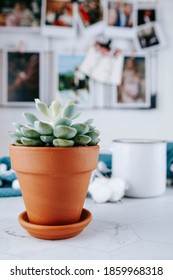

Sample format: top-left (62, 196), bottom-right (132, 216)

top-left (10, 143), bottom-right (100, 174)
top-left (10, 144), bottom-right (99, 151)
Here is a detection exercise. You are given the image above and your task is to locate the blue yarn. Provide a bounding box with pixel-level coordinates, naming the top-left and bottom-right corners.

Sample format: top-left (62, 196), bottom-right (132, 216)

top-left (0, 157), bottom-right (11, 170)
top-left (0, 170), bottom-right (17, 183)
top-left (167, 142), bottom-right (173, 179)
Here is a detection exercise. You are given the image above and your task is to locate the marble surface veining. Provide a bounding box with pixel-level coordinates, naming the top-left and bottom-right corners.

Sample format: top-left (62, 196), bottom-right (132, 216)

top-left (0, 188), bottom-right (173, 260)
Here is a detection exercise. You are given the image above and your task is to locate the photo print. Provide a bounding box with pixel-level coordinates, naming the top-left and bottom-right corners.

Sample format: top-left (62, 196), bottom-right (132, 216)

top-left (105, 0), bottom-right (136, 38)
top-left (79, 44), bottom-right (103, 77)
top-left (57, 53), bottom-right (93, 108)
top-left (137, 2), bottom-right (157, 26)
top-left (0, 0), bottom-right (42, 30)
top-left (42, 0), bottom-right (76, 37)
top-left (135, 22), bottom-right (166, 52)
top-left (111, 54), bottom-right (150, 108)
top-left (78, 0), bottom-right (104, 36)
top-left (79, 42), bottom-right (123, 85)
top-left (4, 51), bottom-right (41, 105)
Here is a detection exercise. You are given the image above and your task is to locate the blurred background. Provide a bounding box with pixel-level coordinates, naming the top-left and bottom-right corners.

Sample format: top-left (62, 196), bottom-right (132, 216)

top-left (0, 0), bottom-right (172, 156)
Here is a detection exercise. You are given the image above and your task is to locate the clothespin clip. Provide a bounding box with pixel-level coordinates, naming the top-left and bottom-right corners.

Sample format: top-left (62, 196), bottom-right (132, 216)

top-left (18, 41), bottom-right (25, 53)
top-left (97, 39), bottom-right (112, 51)
top-left (94, 39), bottom-right (112, 55)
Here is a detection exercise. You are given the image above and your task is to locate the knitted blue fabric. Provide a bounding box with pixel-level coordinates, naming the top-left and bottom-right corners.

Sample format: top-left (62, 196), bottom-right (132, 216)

top-left (0, 157), bottom-right (21, 197)
top-left (167, 142), bottom-right (173, 179)
top-left (0, 157), bottom-right (11, 170)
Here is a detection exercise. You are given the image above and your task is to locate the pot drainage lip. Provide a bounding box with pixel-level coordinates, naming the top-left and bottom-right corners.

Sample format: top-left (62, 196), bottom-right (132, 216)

top-left (18, 208), bottom-right (92, 240)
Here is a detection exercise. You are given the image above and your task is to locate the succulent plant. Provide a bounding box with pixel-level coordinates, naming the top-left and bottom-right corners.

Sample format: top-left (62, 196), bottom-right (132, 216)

top-left (9, 99), bottom-right (100, 147)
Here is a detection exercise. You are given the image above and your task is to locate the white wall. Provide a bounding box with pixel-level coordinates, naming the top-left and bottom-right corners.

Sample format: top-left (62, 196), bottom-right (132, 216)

top-left (0, 0), bottom-right (173, 156)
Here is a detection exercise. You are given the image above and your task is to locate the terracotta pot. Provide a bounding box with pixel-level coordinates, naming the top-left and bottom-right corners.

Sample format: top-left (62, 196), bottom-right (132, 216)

top-left (10, 145), bottom-right (99, 226)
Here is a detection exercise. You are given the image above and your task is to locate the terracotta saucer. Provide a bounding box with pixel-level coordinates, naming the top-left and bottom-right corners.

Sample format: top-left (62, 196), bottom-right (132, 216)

top-left (18, 208), bottom-right (92, 240)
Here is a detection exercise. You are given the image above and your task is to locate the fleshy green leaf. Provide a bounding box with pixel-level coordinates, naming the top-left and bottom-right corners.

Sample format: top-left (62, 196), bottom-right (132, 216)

top-left (54, 125), bottom-right (77, 139)
top-left (49, 99), bottom-right (62, 119)
top-left (12, 123), bottom-right (24, 134)
top-left (53, 138), bottom-right (74, 147)
top-left (12, 122), bottom-right (23, 129)
top-left (21, 127), bottom-right (40, 139)
top-left (88, 138), bottom-right (100, 146)
top-left (61, 101), bottom-right (79, 119)
top-left (40, 135), bottom-right (55, 143)
top-left (35, 99), bottom-right (51, 120)
top-left (71, 111), bottom-right (81, 120)
top-left (71, 123), bottom-right (89, 135)
top-left (34, 121), bottom-right (53, 135)
top-left (73, 135), bottom-right (91, 145)
top-left (15, 140), bottom-right (24, 146)
top-left (88, 125), bottom-right (96, 130)
top-left (86, 129), bottom-right (100, 140)
top-left (9, 131), bottom-right (21, 140)
top-left (54, 117), bottom-right (72, 127)
top-left (23, 112), bottom-right (38, 125)
top-left (21, 137), bottom-right (43, 146)
top-left (85, 119), bottom-right (94, 125)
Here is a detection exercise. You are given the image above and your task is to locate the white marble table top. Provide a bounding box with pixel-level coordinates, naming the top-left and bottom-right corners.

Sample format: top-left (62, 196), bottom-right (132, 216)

top-left (0, 187), bottom-right (173, 260)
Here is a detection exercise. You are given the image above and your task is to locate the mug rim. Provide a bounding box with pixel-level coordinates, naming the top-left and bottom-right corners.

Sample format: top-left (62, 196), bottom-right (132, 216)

top-left (112, 138), bottom-right (166, 144)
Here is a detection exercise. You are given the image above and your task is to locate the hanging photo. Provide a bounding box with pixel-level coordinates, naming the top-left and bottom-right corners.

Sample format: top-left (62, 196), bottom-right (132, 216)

top-left (78, 0), bottom-right (104, 36)
top-left (79, 44), bottom-right (103, 77)
top-left (0, 0), bottom-right (42, 31)
top-left (104, 0), bottom-right (136, 38)
top-left (3, 51), bottom-right (42, 106)
top-left (110, 54), bottom-right (150, 108)
top-left (79, 43), bottom-right (123, 85)
top-left (135, 22), bottom-right (166, 52)
top-left (41, 0), bottom-right (76, 37)
top-left (57, 53), bottom-right (93, 108)
top-left (136, 2), bottom-right (158, 26)
top-left (91, 50), bottom-right (124, 85)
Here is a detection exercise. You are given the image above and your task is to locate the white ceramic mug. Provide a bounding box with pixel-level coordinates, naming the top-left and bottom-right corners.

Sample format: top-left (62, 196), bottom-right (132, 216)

top-left (112, 139), bottom-right (166, 198)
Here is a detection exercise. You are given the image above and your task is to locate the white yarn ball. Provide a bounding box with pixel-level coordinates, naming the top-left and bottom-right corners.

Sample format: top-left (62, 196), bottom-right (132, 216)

top-left (108, 178), bottom-right (128, 202)
top-left (12, 179), bottom-right (20, 190)
top-left (89, 178), bottom-right (112, 203)
top-left (88, 177), bottom-right (107, 194)
top-left (97, 161), bottom-right (111, 173)
top-left (88, 177), bottom-right (128, 203)
top-left (0, 163), bottom-right (7, 173)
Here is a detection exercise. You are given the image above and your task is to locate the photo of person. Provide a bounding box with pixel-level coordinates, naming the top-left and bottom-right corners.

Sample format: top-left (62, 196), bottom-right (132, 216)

top-left (117, 55), bottom-right (149, 107)
top-left (7, 52), bottom-right (40, 103)
top-left (107, 0), bottom-right (133, 28)
top-left (45, 0), bottom-right (73, 27)
top-left (137, 8), bottom-right (156, 26)
top-left (137, 25), bottom-right (159, 49)
top-left (57, 54), bottom-right (92, 107)
top-left (78, 0), bottom-right (103, 27)
top-left (0, 0), bottom-right (41, 28)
